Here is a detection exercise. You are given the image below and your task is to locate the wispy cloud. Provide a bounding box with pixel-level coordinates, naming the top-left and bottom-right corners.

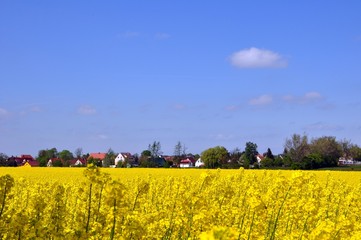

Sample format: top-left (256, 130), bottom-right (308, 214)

top-left (303, 122), bottom-right (343, 131)
top-left (172, 104), bottom-right (186, 110)
top-left (249, 94), bottom-right (273, 106)
top-left (210, 133), bottom-right (234, 141)
top-left (229, 47), bottom-right (287, 68)
top-left (282, 91), bottom-right (322, 104)
top-left (155, 32), bottom-right (170, 40)
top-left (0, 108), bottom-right (9, 118)
top-left (354, 35), bottom-right (361, 42)
top-left (96, 134), bottom-right (108, 140)
top-left (78, 105), bottom-right (97, 115)
top-left (19, 105), bottom-right (43, 116)
top-left (120, 31), bottom-right (141, 38)
top-left (225, 105), bottom-right (242, 111)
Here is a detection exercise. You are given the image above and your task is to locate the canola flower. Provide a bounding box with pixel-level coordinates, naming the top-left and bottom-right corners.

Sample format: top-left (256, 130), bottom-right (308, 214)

top-left (0, 166), bottom-right (361, 239)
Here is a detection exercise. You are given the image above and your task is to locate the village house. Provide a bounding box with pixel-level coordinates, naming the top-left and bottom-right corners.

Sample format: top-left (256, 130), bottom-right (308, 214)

top-left (47, 158), bottom-right (87, 167)
top-left (195, 158), bottom-right (205, 167)
top-left (8, 154), bottom-right (39, 167)
top-left (88, 152), bottom-right (107, 160)
top-left (338, 157), bottom-right (355, 165)
top-left (114, 152), bottom-right (135, 166)
top-left (179, 157), bottom-right (196, 168)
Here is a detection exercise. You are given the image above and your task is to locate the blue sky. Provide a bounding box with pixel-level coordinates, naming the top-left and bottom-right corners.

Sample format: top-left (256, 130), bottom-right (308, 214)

top-left (1, 1), bottom-right (361, 157)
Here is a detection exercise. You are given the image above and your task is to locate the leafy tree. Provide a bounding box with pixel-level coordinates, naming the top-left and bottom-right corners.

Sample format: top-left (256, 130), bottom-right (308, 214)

top-left (239, 154), bottom-right (250, 169)
top-left (260, 148), bottom-right (276, 168)
top-left (201, 146), bottom-right (228, 168)
top-left (0, 153), bottom-right (8, 166)
top-left (310, 136), bottom-right (342, 167)
top-left (58, 150), bottom-right (73, 160)
top-left (350, 145), bottom-right (361, 161)
top-left (244, 142), bottom-right (258, 166)
top-left (103, 148), bottom-right (116, 167)
top-left (284, 134), bottom-right (310, 164)
top-left (139, 150), bottom-right (152, 166)
top-left (37, 148), bottom-right (58, 167)
top-left (58, 149), bottom-right (74, 166)
top-left (52, 159), bottom-right (64, 167)
top-left (265, 148), bottom-right (275, 160)
top-left (141, 150), bottom-right (151, 157)
top-left (226, 148), bottom-right (242, 168)
top-left (87, 157), bottom-right (102, 167)
top-left (260, 157), bottom-right (273, 168)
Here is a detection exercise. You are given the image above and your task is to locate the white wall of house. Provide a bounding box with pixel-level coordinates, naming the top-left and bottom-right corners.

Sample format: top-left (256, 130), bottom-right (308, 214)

top-left (180, 162), bottom-right (192, 168)
top-left (114, 153), bottom-right (126, 166)
top-left (195, 158), bottom-right (204, 167)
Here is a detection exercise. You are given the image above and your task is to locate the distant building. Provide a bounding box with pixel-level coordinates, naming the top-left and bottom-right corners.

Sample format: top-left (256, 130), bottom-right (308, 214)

top-left (9, 154), bottom-right (39, 167)
top-left (179, 157), bottom-right (196, 168)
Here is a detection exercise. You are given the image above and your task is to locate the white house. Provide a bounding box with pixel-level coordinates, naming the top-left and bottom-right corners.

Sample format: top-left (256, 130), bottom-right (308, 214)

top-left (338, 157), bottom-right (354, 165)
top-left (114, 152), bottom-right (133, 166)
top-left (179, 157), bottom-right (195, 168)
top-left (195, 158), bottom-right (205, 167)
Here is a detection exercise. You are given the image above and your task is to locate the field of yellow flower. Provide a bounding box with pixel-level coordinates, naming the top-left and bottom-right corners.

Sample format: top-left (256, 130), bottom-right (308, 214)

top-left (1, 167), bottom-right (361, 239)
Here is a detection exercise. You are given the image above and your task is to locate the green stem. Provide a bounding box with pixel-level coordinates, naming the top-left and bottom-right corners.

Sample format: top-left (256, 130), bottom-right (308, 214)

top-left (85, 183), bottom-right (93, 233)
top-left (110, 198), bottom-right (116, 240)
top-left (247, 211), bottom-right (256, 240)
top-left (0, 185), bottom-right (7, 218)
top-left (270, 186), bottom-right (291, 240)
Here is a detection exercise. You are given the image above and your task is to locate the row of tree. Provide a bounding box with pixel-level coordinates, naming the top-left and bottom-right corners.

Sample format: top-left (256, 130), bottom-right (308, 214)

top-left (1, 135), bottom-right (361, 169)
top-left (200, 134), bottom-right (361, 169)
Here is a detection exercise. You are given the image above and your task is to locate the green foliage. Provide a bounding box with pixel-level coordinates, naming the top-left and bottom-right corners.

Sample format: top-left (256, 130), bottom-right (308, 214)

top-left (0, 153), bottom-right (9, 166)
top-left (52, 159), bottom-right (64, 167)
top-left (350, 145), bottom-right (361, 161)
top-left (244, 142), bottom-right (258, 165)
top-left (103, 148), bottom-right (116, 167)
top-left (88, 157), bottom-right (102, 167)
top-left (37, 148), bottom-right (58, 167)
top-left (201, 146), bottom-right (229, 168)
top-left (284, 134), bottom-right (309, 164)
top-left (58, 150), bottom-right (74, 161)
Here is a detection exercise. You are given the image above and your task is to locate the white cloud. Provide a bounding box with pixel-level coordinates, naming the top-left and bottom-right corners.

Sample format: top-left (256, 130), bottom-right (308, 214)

top-left (97, 134), bottom-right (108, 140)
top-left (211, 133), bottom-right (234, 141)
top-left (20, 105), bottom-right (43, 116)
top-left (282, 92), bottom-right (322, 104)
top-left (302, 92), bottom-right (322, 102)
top-left (249, 95), bottom-right (273, 106)
top-left (229, 47), bottom-right (287, 68)
top-left (78, 105), bottom-right (97, 115)
top-left (172, 104), bottom-right (186, 110)
top-left (0, 108), bottom-right (9, 118)
top-left (303, 122), bottom-right (343, 131)
top-left (121, 31), bottom-right (141, 38)
top-left (155, 32), bottom-right (170, 40)
top-left (225, 105), bottom-right (242, 111)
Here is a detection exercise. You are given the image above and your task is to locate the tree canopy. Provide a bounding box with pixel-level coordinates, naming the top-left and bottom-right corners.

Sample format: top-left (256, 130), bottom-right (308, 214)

top-left (201, 146), bottom-right (228, 168)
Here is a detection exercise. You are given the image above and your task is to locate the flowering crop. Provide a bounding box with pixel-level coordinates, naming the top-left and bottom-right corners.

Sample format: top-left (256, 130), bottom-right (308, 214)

top-left (0, 167), bottom-right (361, 239)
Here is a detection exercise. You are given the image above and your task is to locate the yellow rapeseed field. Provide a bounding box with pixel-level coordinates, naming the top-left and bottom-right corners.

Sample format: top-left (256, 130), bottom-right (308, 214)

top-left (1, 166), bottom-right (361, 239)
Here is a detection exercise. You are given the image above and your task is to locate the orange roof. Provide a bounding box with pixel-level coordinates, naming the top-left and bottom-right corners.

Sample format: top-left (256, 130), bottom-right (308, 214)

top-left (88, 152), bottom-right (107, 160)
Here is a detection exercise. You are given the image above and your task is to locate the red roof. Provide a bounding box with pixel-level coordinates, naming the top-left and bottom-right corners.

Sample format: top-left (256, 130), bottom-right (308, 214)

top-left (180, 157), bottom-right (195, 164)
top-left (88, 153), bottom-right (107, 160)
top-left (19, 154), bottom-right (35, 161)
top-left (22, 159), bottom-right (39, 167)
top-left (12, 155), bottom-right (37, 166)
top-left (69, 158), bottom-right (87, 166)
